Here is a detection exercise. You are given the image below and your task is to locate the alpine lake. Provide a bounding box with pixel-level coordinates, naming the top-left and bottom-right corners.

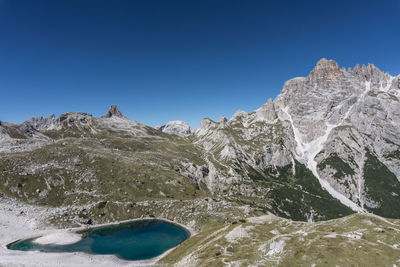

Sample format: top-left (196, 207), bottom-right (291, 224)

top-left (8, 219), bottom-right (190, 261)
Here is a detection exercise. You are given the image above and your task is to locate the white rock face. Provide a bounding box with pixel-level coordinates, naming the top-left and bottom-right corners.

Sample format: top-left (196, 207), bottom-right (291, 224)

top-left (255, 98), bottom-right (277, 122)
top-left (194, 58), bottom-right (400, 216)
top-left (273, 58), bottom-right (400, 212)
top-left (0, 119), bottom-right (53, 153)
top-left (23, 115), bottom-right (56, 131)
top-left (156, 120), bottom-right (192, 135)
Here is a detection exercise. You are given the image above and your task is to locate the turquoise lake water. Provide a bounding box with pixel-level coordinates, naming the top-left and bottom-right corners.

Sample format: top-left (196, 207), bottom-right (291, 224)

top-left (8, 219), bottom-right (190, 261)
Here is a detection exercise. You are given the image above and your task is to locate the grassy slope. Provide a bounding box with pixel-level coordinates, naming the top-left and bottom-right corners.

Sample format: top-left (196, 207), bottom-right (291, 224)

top-left (0, 123), bottom-right (218, 228)
top-left (0, 138), bottom-right (205, 206)
top-left (161, 213), bottom-right (400, 266)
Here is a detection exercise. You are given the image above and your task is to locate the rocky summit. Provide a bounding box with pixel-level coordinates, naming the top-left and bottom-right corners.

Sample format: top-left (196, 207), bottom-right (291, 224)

top-left (101, 104), bottom-right (125, 118)
top-left (1, 58), bottom-right (400, 266)
top-left (156, 120), bottom-right (193, 135)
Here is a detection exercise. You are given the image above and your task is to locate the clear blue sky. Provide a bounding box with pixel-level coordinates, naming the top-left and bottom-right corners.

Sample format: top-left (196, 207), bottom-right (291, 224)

top-left (1, 0), bottom-right (399, 127)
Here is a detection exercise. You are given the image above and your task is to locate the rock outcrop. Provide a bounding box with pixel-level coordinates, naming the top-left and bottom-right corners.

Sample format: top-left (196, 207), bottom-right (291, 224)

top-left (23, 115), bottom-right (56, 131)
top-left (102, 104), bottom-right (125, 118)
top-left (156, 120), bottom-right (192, 135)
top-left (56, 112), bottom-right (94, 126)
top-left (255, 98), bottom-right (277, 121)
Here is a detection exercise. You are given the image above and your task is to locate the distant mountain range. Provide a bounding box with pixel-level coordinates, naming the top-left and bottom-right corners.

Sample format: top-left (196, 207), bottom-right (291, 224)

top-left (1, 58), bottom-right (400, 224)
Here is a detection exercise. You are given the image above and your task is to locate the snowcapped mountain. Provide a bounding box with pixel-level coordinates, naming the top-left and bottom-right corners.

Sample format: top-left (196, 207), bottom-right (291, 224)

top-left (156, 120), bottom-right (192, 135)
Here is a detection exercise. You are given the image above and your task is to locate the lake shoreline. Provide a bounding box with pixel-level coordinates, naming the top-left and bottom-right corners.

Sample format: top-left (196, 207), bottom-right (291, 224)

top-left (7, 217), bottom-right (195, 263)
top-left (0, 197), bottom-right (196, 266)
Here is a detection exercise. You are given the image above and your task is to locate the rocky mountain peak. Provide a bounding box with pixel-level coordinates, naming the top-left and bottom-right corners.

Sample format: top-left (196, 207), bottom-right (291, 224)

top-left (197, 118), bottom-right (216, 133)
top-left (195, 117), bottom-right (219, 137)
top-left (230, 110), bottom-right (248, 121)
top-left (391, 76), bottom-right (400, 90)
top-left (218, 116), bottom-right (228, 123)
top-left (102, 105), bottom-right (124, 118)
top-left (256, 98), bottom-right (277, 121)
top-left (314, 58), bottom-right (340, 70)
top-left (309, 58), bottom-right (343, 82)
top-left (156, 120), bottom-right (192, 135)
top-left (352, 63), bottom-right (387, 84)
top-left (56, 112), bottom-right (94, 127)
top-left (23, 114), bottom-right (56, 131)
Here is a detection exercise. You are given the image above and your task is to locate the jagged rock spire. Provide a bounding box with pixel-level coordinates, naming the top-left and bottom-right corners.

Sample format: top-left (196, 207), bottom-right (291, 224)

top-left (24, 114), bottom-right (56, 131)
top-left (218, 116), bottom-right (228, 123)
top-left (102, 105), bottom-right (124, 118)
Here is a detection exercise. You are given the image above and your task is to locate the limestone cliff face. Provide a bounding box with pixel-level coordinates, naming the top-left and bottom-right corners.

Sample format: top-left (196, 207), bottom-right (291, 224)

top-left (255, 98), bottom-right (277, 122)
top-left (273, 58), bottom-right (400, 215)
top-left (195, 58), bottom-right (400, 218)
